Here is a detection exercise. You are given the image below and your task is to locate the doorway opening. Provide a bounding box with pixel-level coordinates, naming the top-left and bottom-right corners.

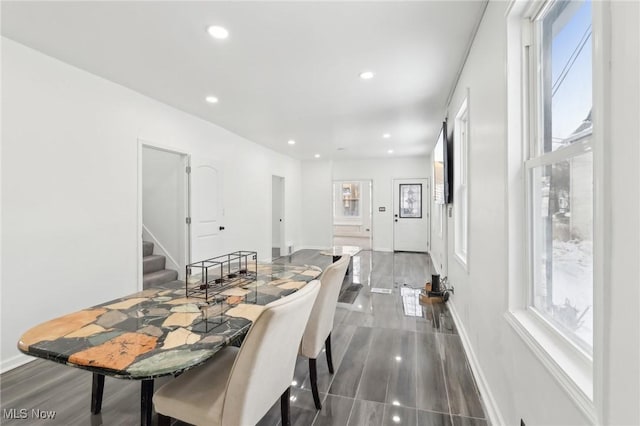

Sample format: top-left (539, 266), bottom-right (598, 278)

top-left (140, 143), bottom-right (190, 286)
top-left (332, 180), bottom-right (372, 250)
top-left (272, 175), bottom-right (285, 260)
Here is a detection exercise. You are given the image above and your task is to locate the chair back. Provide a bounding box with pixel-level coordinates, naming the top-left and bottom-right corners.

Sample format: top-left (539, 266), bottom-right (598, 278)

top-left (300, 255), bottom-right (350, 358)
top-left (221, 280), bottom-right (320, 426)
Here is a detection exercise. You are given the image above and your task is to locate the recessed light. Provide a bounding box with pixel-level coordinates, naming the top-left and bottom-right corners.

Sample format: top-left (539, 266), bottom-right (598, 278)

top-left (314, 154), bottom-right (320, 158)
top-left (383, 133), bottom-right (391, 139)
top-left (359, 71), bottom-right (374, 80)
top-left (205, 96), bottom-right (219, 104)
top-left (388, 149), bottom-right (394, 154)
top-left (288, 140), bottom-right (296, 145)
top-left (207, 25), bottom-right (229, 40)
top-left (392, 415), bottom-right (401, 423)
top-left (395, 355), bottom-right (402, 361)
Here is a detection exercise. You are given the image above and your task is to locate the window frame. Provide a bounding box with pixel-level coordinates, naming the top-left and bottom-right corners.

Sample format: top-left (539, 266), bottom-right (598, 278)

top-left (526, 0), bottom-right (594, 353)
top-left (454, 94), bottom-right (470, 269)
top-left (505, 0), bottom-right (606, 421)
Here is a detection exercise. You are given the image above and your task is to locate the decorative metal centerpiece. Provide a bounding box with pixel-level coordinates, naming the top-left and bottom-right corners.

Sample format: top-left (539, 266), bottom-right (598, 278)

top-left (185, 251), bottom-right (258, 327)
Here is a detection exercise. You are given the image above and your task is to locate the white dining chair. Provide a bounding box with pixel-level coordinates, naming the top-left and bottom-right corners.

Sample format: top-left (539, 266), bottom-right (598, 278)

top-left (153, 280), bottom-right (321, 426)
top-left (300, 254), bottom-right (350, 409)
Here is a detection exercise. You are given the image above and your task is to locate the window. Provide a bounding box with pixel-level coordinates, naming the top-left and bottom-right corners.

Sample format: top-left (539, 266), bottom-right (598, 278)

top-left (527, 0), bottom-right (593, 352)
top-left (454, 96), bottom-right (469, 266)
top-left (506, 0), bottom-right (599, 413)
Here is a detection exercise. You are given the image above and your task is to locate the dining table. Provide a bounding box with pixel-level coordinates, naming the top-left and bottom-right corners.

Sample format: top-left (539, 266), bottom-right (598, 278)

top-left (17, 262), bottom-right (322, 426)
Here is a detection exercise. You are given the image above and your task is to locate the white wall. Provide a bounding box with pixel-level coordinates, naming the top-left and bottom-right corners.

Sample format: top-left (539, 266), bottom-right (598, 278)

top-left (1, 38), bottom-right (303, 371)
top-left (332, 157), bottom-right (430, 252)
top-left (300, 160), bottom-right (333, 250)
top-left (441, 1), bottom-right (640, 426)
top-left (142, 146), bottom-right (185, 273)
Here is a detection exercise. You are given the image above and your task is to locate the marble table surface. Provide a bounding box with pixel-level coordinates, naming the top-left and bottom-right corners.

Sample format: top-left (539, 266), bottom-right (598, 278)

top-left (18, 263), bottom-right (322, 380)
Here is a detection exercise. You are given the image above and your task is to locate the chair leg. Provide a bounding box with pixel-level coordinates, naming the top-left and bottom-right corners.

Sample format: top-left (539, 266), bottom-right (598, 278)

top-left (157, 414), bottom-right (171, 426)
top-left (325, 333), bottom-right (334, 374)
top-left (280, 386), bottom-right (291, 426)
top-left (309, 358), bottom-right (322, 410)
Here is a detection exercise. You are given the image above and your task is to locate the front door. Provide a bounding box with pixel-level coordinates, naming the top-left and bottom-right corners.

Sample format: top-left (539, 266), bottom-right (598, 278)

top-left (393, 178), bottom-right (429, 252)
top-left (190, 157), bottom-right (224, 262)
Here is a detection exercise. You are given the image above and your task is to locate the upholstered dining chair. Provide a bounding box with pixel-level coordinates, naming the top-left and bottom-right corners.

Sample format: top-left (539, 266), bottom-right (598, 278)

top-left (300, 254), bottom-right (350, 410)
top-left (153, 280), bottom-right (320, 426)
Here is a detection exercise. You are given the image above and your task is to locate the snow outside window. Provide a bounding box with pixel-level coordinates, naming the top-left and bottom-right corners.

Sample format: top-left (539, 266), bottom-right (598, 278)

top-left (527, 0), bottom-right (593, 352)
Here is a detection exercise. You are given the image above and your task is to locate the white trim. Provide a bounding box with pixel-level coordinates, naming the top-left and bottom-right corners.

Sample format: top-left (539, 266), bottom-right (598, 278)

top-left (373, 247), bottom-right (394, 253)
top-left (590, 1), bottom-right (610, 422)
top-left (505, 310), bottom-right (597, 423)
top-left (298, 245), bottom-right (331, 251)
top-left (453, 92), bottom-right (470, 270)
top-left (453, 253), bottom-right (468, 272)
top-left (448, 301), bottom-right (506, 426)
top-left (137, 138), bottom-right (191, 289)
top-left (137, 139), bottom-right (143, 291)
top-left (1, 354), bottom-right (33, 374)
top-left (524, 138), bottom-right (592, 169)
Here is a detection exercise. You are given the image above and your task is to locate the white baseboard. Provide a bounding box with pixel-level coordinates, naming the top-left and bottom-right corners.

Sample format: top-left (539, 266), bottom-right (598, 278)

top-left (297, 245), bottom-right (331, 251)
top-left (373, 247), bottom-right (393, 252)
top-left (1, 353), bottom-right (33, 374)
top-left (448, 300), bottom-right (506, 426)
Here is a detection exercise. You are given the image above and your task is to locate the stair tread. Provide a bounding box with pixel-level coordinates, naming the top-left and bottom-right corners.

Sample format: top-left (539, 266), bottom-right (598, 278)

top-left (143, 254), bottom-right (165, 261)
top-left (143, 269), bottom-right (179, 290)
top-left (143, 268), bottom-right (176, 278)
top-left (143, 254), bottom-right (166, 274)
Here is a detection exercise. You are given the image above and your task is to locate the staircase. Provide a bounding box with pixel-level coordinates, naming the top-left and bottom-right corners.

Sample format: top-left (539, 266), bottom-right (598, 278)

top-left (143, 241), bottom-right (179, 289)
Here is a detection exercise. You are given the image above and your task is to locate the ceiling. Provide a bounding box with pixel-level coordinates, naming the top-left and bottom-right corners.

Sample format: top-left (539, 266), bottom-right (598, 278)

top-left (1, 1), bottom-right (486, 160)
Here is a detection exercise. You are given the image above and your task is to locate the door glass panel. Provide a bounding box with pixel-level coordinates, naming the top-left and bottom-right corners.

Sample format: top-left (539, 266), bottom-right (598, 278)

top-left (399, 184), bottom-right (422, 218)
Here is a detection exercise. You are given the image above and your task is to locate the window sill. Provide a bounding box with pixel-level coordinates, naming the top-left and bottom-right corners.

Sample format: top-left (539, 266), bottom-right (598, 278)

top-left (453, 252), bottom-right (468, 272)
top-left (504, 309), bottom-right (596, 423)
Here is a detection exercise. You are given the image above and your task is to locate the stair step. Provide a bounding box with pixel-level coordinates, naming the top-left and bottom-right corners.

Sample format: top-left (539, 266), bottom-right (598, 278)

top-left (143, 269), bottom-right (178, 289)
top-left (143, 255), bottom-right (166, 275)
top-left (143, 241), bottom-right (154, 257)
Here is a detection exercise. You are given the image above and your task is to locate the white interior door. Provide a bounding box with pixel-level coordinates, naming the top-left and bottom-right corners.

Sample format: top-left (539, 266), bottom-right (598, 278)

top-left (393, 178), bottom-right (429, 252)
top-left (272, 175), bottom-right (285, 259)
top-left (190, 157), bottom-right (223, 262)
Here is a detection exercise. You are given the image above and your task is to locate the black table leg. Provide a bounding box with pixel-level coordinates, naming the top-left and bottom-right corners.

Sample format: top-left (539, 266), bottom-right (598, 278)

top-left (91, 373), bottom-right (105, 414)
top-left (141, 379), bottom-right (154, 426)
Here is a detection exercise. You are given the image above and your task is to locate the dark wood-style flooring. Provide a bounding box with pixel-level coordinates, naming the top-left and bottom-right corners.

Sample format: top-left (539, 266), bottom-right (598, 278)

top-left (1, 250), bottom-right (487, 426)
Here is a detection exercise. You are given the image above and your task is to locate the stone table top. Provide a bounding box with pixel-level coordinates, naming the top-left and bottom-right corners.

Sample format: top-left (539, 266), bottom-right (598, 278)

top-left (18, 263), bottom-right (322, 380)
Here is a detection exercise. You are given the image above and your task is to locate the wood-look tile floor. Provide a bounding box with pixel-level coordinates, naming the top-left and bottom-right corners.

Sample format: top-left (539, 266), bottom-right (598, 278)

top-left (0, 250), bottom-right (487, 426)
